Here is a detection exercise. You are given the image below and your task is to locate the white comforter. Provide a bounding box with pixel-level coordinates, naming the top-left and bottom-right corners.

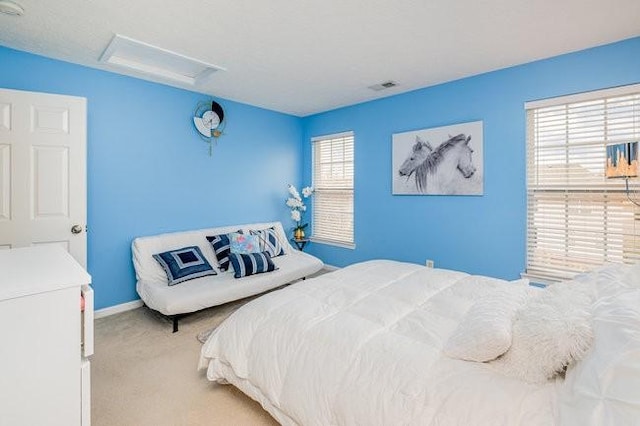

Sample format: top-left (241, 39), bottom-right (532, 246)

top-left (199, 260), bottom-right (560, 425)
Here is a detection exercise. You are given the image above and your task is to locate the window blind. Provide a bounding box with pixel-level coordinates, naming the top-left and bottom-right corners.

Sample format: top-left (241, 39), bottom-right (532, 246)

top-left (526, 85), bottom-right (640, 281)
top-left (312, 131), bottom-right (354, 247)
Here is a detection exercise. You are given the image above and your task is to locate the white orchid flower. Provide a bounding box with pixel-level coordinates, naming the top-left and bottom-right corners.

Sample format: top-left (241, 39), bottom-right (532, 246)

top-left (302, 186), bottom-right (314, 198)
top-left (287, 184), bottom-right (314, 230)
top-left (289, 198), bottom-right (303, 209)
top-left (288, 184), bottom-right (301, 201)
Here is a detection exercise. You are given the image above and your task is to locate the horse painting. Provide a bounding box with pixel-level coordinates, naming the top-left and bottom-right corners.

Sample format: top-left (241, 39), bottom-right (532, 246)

top-left (395, 132), bottom-right (482, 195)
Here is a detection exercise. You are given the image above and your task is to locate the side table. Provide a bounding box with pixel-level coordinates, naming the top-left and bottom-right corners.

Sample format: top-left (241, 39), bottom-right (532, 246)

top-left (291, 238), bottom-right (310, 251)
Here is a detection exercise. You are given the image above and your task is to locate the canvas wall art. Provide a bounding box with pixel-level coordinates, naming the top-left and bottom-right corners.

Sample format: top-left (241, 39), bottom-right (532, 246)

top-left (606, 141), bottom-right (638, 178)
top-left (392, 121), bottom-right (484, 195)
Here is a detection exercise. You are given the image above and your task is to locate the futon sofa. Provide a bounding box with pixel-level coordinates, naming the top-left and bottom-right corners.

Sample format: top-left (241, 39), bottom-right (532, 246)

top-left (132, 221), bottom-right (324, 331)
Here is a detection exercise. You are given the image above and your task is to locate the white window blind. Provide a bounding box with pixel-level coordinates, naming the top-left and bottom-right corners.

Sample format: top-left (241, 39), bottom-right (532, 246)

top-left (526, 84), bottom-right (640, 281)
top-left (312, 131), bottom-right (354, 247)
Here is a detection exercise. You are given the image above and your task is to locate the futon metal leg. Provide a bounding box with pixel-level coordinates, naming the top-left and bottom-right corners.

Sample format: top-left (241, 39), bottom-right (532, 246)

top-left (172, 317), bottom-right (179, 333)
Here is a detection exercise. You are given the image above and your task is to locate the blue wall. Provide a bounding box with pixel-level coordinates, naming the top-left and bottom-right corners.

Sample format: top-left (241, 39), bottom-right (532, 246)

top-left (0, 46), bottom-right (303, 309)
top-left (302, 37), bottom-right (640, 279)
top-left (2, 36), bottom-right (639, 309)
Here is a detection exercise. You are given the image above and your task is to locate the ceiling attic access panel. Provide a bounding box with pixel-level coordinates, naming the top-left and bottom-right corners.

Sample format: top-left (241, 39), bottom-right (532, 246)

top-left (99, 34), bottom-right (226, 87)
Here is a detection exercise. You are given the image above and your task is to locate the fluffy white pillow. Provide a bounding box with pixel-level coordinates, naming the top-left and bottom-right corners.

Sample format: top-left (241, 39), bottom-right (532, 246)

top-left (490, 280), bottom-right (595, 383)
top-left (444, 281), bottom-right (529, 362)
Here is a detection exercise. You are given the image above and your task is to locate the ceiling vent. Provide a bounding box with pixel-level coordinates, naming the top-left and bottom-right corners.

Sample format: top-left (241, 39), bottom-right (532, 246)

top-left (368, 80), bottom-right (398, 91)
top-left (100, 34), bottom-right (225, 86)
top-left (0, 0), bottom-right (24, 16)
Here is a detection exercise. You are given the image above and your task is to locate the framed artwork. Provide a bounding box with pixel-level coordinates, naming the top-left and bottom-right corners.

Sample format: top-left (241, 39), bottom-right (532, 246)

top-left (606, 141), bottom-right (638, 178)
top-left (392, 121), bottom-right (484, 195)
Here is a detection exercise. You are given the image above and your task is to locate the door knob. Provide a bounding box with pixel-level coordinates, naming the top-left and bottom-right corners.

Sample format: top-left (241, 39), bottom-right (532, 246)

top-left (71, 225), bottom-right (83, 234)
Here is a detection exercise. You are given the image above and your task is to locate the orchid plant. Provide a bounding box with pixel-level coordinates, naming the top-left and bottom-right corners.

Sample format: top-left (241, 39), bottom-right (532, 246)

top-left (287, 184), bottom-right (314, 239)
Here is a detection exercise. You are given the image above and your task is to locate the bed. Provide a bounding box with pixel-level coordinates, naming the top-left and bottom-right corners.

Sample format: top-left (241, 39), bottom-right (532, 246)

top-left (198, 259), bottom-right (640, 425)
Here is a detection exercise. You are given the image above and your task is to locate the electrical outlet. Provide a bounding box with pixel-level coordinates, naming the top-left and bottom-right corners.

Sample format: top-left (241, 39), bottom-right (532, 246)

top-left (425, 259), bottom-right (434, 268)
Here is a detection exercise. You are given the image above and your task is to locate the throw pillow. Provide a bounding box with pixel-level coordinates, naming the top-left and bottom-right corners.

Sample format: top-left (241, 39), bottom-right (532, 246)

top-left (489, 280), bottom-right (595, 383)
top-left (153, 246), bottom-right (217, 286)
top-left (229, 232), bottom-right (261, 254)
top-left (206, 231), bottom-right (241, 272)
top-left (558, 286), bottom-right (640, 424)
top-left (574, 261), bottom-right (640, 295)
top-left (250, 227), bottom-right (285, 257)
top-left (228, 251), bottom-right (278, 278)
top-left (444, 285), bottom-right (529, 362)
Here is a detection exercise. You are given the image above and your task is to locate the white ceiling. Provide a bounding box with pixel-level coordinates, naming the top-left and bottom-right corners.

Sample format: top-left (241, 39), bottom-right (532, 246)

top-left (1, 0), bottom-right (639, 116)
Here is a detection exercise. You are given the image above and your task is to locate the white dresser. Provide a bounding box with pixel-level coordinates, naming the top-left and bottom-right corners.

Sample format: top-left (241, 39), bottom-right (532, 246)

top-left (0, 246), bottom-right (93, 426)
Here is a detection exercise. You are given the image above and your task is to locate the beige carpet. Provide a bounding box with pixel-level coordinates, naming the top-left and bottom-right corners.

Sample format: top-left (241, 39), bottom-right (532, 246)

top-left (92, 298), bottom-right (278, 426)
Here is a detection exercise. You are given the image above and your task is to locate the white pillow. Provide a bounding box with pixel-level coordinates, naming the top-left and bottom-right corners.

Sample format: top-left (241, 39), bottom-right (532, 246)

top-left (444, 281), bottom-right (529, 362)
top-left (558, 286), bottom-right (640, 425)
top-left (574, 261), bottom-right (640, 295)
top-left (489, 280), bottom-right (595, 383)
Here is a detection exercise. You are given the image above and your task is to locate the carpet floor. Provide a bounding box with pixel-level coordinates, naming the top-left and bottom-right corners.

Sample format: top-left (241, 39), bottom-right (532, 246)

top-left (92, 297), bottom-right (278, 426)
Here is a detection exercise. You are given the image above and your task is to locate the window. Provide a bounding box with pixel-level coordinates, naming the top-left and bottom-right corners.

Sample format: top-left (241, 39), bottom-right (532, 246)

top-left (525, 84), bottom-right (640, 282)
top-left (311, 131), bottom-right (354, 247)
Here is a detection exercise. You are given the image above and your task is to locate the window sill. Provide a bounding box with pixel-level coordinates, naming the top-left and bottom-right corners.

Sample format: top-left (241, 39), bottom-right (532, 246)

top-left (520, 272), bottom-right (563, 286)
top-left (310, 237), bottom-right (355, 250)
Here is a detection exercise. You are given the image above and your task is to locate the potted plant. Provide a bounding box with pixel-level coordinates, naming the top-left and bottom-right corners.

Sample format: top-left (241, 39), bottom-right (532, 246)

top-left (286, 184), bottom-right (314, 240)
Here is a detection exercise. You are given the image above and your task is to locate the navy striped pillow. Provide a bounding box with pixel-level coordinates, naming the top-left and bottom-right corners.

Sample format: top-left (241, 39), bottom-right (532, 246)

top-left (250, 227), bottom-right (285, 257)
top-left (228, 251), bottom-right (277, 278)
top-left (206, 230), bottom-right (241, 271)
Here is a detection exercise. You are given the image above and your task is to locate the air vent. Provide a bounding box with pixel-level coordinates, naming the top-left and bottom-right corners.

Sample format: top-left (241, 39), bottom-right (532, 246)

top-left (100, 34), bottom-right (225, 86)
top-left (368, 81), bottom-right (398, 91)
top-left (0, 0), bottom-right (24, 16)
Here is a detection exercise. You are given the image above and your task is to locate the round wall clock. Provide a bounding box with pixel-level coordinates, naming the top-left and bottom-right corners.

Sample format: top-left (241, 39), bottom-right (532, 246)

top-left (194, 100), bottom-right (225, 138)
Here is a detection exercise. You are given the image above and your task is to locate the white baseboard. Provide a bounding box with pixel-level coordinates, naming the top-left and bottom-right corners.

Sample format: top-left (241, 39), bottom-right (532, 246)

top-left (95, 299), bottom-right (144, 319)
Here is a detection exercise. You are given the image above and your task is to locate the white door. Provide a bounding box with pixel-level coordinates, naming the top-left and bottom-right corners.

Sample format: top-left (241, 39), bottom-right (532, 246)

top-left (0, 88), bottom-right (87, 267)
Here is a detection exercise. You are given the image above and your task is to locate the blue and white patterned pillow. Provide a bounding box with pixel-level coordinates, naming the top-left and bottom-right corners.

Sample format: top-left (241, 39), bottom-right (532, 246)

top-left (228, 251), bottom-right (278, 278)
top-left (229, 232), bottom-right (262, 254)
top-left (250, 227), bottom-right (285, 257)
top-left (206, 231), bottom-right (241, 271)
top-left (153, 246), bottom-right (217, 286)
